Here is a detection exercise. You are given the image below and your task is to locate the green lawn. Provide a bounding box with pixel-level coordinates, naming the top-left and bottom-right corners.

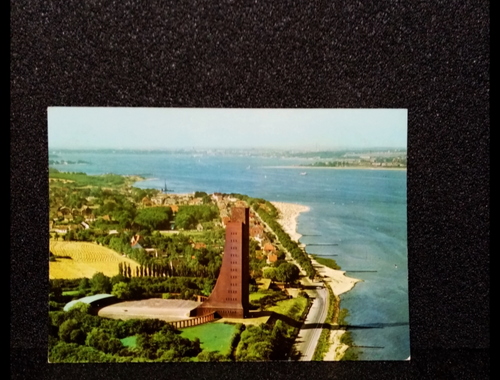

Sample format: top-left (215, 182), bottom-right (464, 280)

top-left (120, 336), bottom-right (137, 348)
top-left (62, 290), bottom-right (81, 296)
top-left (249, 292), bottom-right (268, 301)
top-left (268, 297), bottom-right (308, 321)
top-left (180, 322), bottom-right (237, 355)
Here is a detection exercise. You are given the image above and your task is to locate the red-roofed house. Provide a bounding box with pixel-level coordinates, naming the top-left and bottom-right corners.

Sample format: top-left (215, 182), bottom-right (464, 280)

top-left (263, 243), bottom-right (276, 254)
top-left (267, 253), bottom-right (278, 264)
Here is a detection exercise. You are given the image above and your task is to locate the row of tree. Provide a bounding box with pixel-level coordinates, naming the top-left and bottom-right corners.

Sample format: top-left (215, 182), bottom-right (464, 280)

top-left (263, 261), bottom-right (300, 285)
top-left (50, 272), bottom-right (216, 302)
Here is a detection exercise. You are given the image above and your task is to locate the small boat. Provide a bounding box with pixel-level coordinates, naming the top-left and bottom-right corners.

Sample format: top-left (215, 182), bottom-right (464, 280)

top-left (300, 172), bottom-right (307, 176)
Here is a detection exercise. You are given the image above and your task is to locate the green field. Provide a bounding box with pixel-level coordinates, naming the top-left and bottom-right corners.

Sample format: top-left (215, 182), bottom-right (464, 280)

top-left (62, 290), bottom-right (81, 296)
top-left (268, 297), bottom-right (308, 321)
top-left (180, 322), bottom-right (237, 355)
top-left (120, 336), bottom-right (137, 348)
top-left (249, 292), bottom-right (268, 301)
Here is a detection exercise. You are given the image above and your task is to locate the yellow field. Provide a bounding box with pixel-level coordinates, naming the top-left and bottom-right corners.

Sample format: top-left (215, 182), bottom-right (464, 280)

top-left (49, 240), bottom-right (140, 279)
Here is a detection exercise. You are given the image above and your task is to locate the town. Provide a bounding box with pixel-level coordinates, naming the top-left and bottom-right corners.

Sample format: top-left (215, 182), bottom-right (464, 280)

top-left (48, 169), bottom-right (355, 362)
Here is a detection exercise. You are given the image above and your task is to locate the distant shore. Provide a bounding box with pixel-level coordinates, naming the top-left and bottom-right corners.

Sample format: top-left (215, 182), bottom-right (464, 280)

top-left (265, 165), bottom-right (406, 171)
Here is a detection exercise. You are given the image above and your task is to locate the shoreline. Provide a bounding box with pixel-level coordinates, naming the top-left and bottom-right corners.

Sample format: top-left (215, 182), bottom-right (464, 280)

top-left (270, 201), bottom-right (361, 297)
top-left (270, 201), bottom-right (361, 361)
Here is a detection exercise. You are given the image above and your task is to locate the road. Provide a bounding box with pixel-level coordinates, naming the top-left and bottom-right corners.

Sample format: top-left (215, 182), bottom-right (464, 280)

top-left (294, 281), bottom-right (329, 361)
top-left (251, 207), bottom-right (330, 360)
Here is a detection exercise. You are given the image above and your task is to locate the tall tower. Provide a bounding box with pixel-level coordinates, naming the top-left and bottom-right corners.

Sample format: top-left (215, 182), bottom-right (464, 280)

top-left (192, 207), bottom-right (249, 318)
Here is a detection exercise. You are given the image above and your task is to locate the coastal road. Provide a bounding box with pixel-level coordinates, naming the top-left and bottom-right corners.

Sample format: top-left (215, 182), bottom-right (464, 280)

top-left (252, 204), bottom-right (330, 360)
top-left (294, 281), bottom-right (329, 361)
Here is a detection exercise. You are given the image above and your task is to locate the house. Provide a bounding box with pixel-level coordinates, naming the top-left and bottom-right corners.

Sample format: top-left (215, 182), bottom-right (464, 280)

top-left (250, 225), bottom-right (264, 239)
top-left (263, 243), bottom-right (276, 254)
top-left (130, 234), bottom-right (143, 249)
top-left (142, 197), bottom-right (153, 206)
top-left (267, 253), bottom-right (278, 264)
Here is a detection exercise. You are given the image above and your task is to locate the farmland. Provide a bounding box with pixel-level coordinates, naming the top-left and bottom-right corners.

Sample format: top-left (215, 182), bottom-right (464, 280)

top-left (49, 240), bottom-right (140, 279)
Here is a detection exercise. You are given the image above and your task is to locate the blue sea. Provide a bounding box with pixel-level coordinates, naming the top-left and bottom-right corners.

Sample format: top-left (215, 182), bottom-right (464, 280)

top-left (49, 150), bottom-right (410, 360)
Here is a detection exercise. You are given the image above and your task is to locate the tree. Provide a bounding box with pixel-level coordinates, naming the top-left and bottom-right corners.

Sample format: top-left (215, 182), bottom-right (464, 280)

top-left (110, 273), bottom-right (127, 286)
top-left (134, 207), bottom-right (172, 231)
top-left (85, 328), bottom-right (123, 354)
top-left (112, 282), bottom-right (133, 300)
top-left (90, 272), bottom-right (112, 294)
top-left (276, 262), bottom-right (300, 285)
top-left (263, 268), bottom-right (277, 282)
top-left (196, 350), bottom-right (229, 362)
top-left (67, 301), bottom-right (91, 315)
top-left (58, 319), bottom-right (85, 345)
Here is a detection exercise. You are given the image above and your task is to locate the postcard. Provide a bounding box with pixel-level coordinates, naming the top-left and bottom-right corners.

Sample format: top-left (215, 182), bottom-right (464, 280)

top-left (48, 107), bottom-right (409, 362)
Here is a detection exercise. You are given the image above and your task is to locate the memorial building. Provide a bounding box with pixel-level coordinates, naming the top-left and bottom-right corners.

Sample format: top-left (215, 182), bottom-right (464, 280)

top-left (192, 207), bottom-right (250, 318)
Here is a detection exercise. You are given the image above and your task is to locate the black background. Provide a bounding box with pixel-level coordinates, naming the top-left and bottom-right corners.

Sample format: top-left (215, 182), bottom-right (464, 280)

top-left (11, 1), bottom-right (489, 379)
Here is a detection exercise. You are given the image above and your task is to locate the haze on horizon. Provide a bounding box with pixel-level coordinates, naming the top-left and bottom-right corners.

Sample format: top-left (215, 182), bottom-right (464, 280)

top-left (48, 107), bottom-right (407, 150)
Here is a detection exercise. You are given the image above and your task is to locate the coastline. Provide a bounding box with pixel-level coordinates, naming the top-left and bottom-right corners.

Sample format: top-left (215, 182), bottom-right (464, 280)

top-left (270, 201), bottom-right (361, 297)
top-left (270, 201), bottom-right (361, 361)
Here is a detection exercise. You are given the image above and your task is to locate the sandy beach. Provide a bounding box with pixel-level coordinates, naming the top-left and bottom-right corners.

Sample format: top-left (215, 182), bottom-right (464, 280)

top-left (270, 201), bottom-right (310, 242)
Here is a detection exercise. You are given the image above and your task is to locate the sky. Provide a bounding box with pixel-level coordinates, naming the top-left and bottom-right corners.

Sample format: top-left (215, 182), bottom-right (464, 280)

top-left (48, 108), bottom-right (407, 150)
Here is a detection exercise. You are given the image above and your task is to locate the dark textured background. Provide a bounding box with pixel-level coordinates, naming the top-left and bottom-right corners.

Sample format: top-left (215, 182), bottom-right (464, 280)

top-left (11, 1), bottom-right (489, 379)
